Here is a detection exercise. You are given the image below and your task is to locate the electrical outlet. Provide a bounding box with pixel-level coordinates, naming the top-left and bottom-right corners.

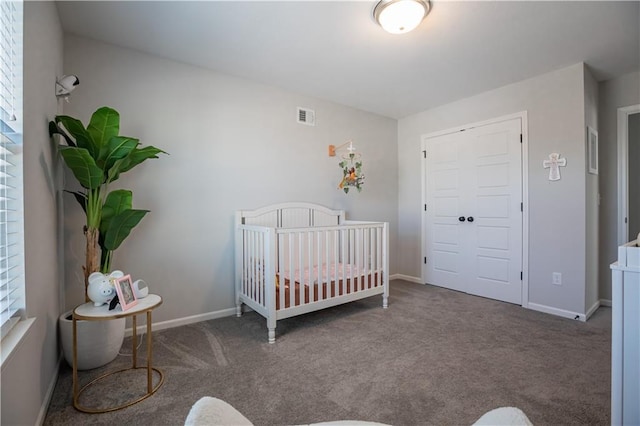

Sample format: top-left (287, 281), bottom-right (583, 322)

top-left (552, 272), bottom-right (562, 285)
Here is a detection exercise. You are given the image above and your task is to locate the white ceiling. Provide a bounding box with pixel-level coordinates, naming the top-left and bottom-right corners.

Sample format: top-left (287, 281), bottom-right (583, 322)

top-left (56, 1), bottom-right (640, 119)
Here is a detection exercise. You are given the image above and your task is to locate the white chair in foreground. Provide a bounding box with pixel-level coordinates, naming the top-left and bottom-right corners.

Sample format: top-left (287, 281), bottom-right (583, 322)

top-left (184, 397), bottom-right (533, 426)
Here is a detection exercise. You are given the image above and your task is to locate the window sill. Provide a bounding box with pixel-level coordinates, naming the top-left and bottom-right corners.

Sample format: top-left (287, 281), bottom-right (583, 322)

top-left (1, 317), bottom-right (36, 370)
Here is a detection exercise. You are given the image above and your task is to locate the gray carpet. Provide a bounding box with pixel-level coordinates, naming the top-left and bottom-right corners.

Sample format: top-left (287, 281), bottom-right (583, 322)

top-left (43, 280), bottom-right (611, 425)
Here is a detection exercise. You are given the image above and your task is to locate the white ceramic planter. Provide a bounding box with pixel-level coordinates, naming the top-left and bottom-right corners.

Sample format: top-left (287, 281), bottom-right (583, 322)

top-left (59, 310), bottom-right (125, 370)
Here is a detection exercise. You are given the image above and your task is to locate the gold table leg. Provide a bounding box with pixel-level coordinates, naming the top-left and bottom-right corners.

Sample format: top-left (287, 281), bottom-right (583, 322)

top-left (147, 310), bottom-right (153, 393)
top-left (72, 314), bottom-right (78, 408)
top-left (132, 314), bottom-right (137, 369)
top-left (72, 297), bottom-right (164, 413)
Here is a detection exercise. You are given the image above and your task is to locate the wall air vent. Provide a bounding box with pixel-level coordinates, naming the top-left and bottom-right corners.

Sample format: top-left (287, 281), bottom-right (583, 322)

top-left (297, 107), bottom-right (315, 126)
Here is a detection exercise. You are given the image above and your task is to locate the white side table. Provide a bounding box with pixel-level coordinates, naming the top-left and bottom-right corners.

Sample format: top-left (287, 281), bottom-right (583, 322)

top-left (72, 294), bottom-right (164, 413)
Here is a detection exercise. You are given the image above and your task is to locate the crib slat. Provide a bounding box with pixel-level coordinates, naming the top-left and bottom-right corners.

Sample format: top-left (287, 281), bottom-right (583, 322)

top-left (341, 228), bottom-right (346, 296)
top-left (377, 226), bottom-right (382, 288)
top-left (333, 229), bottom-right (340, 296)
top-left (357, 228), bottom-right (362, 292)
top-left (252, 231), bottom-right (257, 300)
top-left (258, 232), bottom-right (263, 306)
top-left (364, 227), bottom-right (369, 290)
top-left (307, 230), bottom-right (313, 302)
top-left (249, 231), bottom-right (255, 303)
top-left (350, 229), bottom-right (355, 292)
top-left (250, 230), bottom-right (255, 298)
top-left (316, 230), bottom-right (322, 301)
top-left (242, 230), bottom-right (247, 297)
top-left (357, 228), bottom-right (361, 290)
top-left (289, 233), bottom-right (295, 308)
top-left (325, 230), bottom-right (330, 299)
top-left (254, 232), bottom-right (259, 305)
top-left (299, 231), bottom-right (304, 305)
top-left (278, 233), bottom-right (284, 311)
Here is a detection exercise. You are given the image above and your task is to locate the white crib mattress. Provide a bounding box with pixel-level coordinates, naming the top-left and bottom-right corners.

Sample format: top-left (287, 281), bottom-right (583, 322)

top-left (278, 263), bottom-right (380, 287)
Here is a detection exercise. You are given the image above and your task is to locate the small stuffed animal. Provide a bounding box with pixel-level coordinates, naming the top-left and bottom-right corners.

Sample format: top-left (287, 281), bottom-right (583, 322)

top-left (86, 270), bottom-right (124, 306)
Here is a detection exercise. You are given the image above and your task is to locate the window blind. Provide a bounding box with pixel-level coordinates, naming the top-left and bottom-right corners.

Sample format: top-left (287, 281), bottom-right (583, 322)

top-left (0, 0), bottom-right (24, 341)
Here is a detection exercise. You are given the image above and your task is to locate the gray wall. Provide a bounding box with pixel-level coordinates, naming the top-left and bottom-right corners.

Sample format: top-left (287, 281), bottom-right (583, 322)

top-left (584, 65), bottom-right (599, 313)
top-left (62, 35), bottom-right (399, 323)
top-left (398, 63), bottom-right (589, 315)
top-left (0, 2), bottom-right (64, 425)
top-left (598, 71), bottom-right (640, 301)
top-left (629, 113), bottom-right (640, 241)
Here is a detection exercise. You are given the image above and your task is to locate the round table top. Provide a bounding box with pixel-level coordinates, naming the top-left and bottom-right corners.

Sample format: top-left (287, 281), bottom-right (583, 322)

top-left (74, 294), bottom-right (162, 320)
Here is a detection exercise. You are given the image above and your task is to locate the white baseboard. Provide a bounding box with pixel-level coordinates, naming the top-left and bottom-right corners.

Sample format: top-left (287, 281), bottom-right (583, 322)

top-left (125, 307), bottom-right (237, 337)
top-left (37, 354), bottom-right (63, 426)
top-left (527, 302), bottom-right (586, 322)
top-left (390, 274), bottom-right (422, 284)
top-left (600, 298), bottom-right (612, 307)
top-left (585, 300), bottom-right (601, 320)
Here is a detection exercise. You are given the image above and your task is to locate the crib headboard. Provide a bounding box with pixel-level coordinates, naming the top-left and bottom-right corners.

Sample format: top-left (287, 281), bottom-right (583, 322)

top-left (236, 202), bottom-right (345, 228)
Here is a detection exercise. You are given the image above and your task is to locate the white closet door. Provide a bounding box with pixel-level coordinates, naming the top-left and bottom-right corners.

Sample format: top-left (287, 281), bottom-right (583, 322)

top-left (424, 130), bottom-right (468, 293)
top-left (465, 119), bottom-right (522, 304)
top-left (424, 118), bottom-right (522, 304)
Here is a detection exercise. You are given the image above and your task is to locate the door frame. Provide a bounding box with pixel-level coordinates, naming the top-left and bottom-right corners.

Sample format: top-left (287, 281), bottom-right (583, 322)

top-left (421, 111), bottom-right (529, 307)
top-left (617, 104), bottom-right (640, 244)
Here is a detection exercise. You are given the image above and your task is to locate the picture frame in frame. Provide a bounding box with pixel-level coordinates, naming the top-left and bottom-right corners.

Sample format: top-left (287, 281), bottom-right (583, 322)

top-left (587, 126), bottom-right (598, 175)
top-left (114, 274), bottom-right (138, 311)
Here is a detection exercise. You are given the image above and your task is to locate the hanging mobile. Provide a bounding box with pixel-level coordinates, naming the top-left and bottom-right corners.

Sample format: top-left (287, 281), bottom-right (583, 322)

top-left (329, 140), bottom-right (365, 193)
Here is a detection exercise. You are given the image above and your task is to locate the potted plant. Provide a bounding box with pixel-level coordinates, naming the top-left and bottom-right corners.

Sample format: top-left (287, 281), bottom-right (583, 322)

top-left (50, 106), bottom-right (166, 369)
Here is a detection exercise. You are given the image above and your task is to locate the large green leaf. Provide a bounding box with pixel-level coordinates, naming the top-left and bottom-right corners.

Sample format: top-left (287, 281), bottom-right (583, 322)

top-left (55, 116), bottom-right (96, 157)
top-left (100, 190), bottom-right (133, 236)
top-left (59, 147), bottom-right (103, 189)
top-left (119, 146), bottom-right (167, 174)
top-left (108, 146), bottom-right (167, 182)
top-left (49, 121), bottom-right (76, 147)
top-left (103, 209), bottom-right (148, 251)
top-left (106, 157), bottom-right (127, 184)
top-left (87, 107), bottom-right (120, 153)
top-left (99, 136), bottom-right (139, 173)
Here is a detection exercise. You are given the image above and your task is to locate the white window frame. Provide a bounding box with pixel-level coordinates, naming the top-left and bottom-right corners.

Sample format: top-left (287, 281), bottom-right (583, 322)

top-left (0, 0), bottom-right (31, 367)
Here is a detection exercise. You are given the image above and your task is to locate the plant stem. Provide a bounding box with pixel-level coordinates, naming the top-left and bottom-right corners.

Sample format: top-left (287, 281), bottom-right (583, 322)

top-left (102, 250), bottom-right (112, 274)
top-left (84, 187), bottom-right (106, 299)
top-left (83, 227), bottom-right (99, 302)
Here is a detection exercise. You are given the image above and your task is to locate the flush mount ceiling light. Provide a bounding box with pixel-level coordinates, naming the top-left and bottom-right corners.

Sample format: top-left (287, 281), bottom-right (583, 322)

top-left (373, 0), bottom-right (431, 34)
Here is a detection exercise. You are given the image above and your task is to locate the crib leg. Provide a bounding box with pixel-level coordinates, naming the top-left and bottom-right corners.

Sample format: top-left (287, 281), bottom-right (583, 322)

top-left (267, 317), bottom-right (276, 344)
top-left (382, 294), bottom-right (388, 309)
top-left (236, 303), bottom-right (242, 317)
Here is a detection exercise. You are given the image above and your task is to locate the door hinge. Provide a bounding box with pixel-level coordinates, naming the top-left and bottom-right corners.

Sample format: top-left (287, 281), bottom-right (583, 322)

top-left (520, 202), bottom-right (523, 212)
top-left (520, 271), bottom-right (523, 281)
top-left (424, 204), bottom-right (427, 211)
top-left (424, 257), bottom-right (427, 264)
top-left (520, 134), bottom-right (523, 143)
top-left (423, 150), bottom-right (426, 158)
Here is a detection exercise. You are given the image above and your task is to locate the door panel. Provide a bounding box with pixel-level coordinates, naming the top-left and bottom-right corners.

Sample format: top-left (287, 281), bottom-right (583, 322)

top-left (424, 118), bottom-right (522, 304)
top-left (477, 226), bottom-right (509, 250)
top-left (425, 131), bottom-right (467, 293)
top-left (467, 119), bottom-right (522, 303)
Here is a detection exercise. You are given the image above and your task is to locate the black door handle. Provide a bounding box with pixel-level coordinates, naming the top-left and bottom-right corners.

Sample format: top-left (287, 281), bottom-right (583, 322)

top-left (467, 216), bottom-right (474, 222)
top-left (458, 216), bottom-right (466, 222)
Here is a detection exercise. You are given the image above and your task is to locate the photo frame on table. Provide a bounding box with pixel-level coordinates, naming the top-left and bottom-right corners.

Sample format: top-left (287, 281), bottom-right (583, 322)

top-left (587, 126), bottom-right (598, 175)
top-left (114, 274), bottom-right (138, 311)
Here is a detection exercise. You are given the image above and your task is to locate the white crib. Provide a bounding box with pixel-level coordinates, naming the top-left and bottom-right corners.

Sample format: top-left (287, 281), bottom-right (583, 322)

top-left (235, 202), bottom-right (389, 343)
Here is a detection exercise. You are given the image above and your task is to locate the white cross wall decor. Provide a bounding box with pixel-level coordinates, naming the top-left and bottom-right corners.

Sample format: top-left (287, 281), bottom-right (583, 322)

top-left (543, 153), bottom-right (567, 181)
